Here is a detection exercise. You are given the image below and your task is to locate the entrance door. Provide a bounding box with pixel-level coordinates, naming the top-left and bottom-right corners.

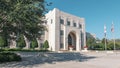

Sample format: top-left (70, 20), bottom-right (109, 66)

top-left (68, 32), bottom-right (76, 50)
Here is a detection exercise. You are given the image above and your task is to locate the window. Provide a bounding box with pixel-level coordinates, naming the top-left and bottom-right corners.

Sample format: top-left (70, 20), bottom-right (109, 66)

top-left (73, 23), bottom-right (76, 27)
top-left (60, 43), bottom-right (64, 48)
top-left (60, 30), bottom-right (64, 35)
top-left (60, 19), bottom-right (64, 24)
top-left (79, 24), bottom-right (82, 28)
top-left (67, 21), bottom-right (70, 26)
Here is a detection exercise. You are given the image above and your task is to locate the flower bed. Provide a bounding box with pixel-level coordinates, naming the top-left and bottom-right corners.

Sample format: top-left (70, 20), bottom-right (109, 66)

top-left (68, 45), bottom-right (75, 51)
top-left (84, 46), bottom-right (88, 50)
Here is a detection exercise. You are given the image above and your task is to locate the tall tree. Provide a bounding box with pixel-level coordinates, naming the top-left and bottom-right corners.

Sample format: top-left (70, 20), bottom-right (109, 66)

top-left (101, 38), bottom-right (108, 44)
top-left (86, 32), bottom-right (96, 49)
top-left (0, 0), bottom-right (47, 44)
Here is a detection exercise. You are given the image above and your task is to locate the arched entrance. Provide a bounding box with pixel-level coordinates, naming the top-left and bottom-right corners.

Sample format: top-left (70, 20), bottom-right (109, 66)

top-left (68, 31), bottom-right (76, 50)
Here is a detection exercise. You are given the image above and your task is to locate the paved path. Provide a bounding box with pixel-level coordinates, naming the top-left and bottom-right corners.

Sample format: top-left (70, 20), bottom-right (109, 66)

top-left (0, 51), bottom-right (120, 68)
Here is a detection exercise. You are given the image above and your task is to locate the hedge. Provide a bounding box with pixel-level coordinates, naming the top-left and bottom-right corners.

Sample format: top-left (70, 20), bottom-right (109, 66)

top-left (0, 52), bottom-right (21, 63)
top-left (0, 48), bottom-right (49, 52)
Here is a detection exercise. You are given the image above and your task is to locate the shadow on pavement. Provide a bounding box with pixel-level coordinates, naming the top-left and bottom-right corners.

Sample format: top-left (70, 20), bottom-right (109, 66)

top-left (0, 52), bottom-right (96, 67)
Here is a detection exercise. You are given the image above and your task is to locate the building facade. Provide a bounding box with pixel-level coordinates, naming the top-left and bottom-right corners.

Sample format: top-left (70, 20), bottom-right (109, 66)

top-left (44, 8), bottom-right (86, 51)
top-left (9, 8), bottom-right (86, 52)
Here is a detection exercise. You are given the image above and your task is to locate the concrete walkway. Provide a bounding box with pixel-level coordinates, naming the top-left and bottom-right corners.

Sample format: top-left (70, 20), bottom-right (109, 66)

top-left (0, 51), bottom-right (120, 68)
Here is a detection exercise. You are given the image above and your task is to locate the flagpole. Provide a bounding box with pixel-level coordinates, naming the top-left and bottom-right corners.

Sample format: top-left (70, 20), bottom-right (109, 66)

top-left (111, 22), bottom-right (116, 51)
top-left (112, 31), bottom-right (115, 50)
top-left (104, 25), bottom-right (107, 51)
top-left (113, 33), bottom-right (116, 51)
top-left (105, 34), bottom-right (107, 51)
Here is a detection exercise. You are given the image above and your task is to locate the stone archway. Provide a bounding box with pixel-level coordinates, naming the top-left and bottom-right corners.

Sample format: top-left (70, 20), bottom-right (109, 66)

top-left (68, 31), bottom-right (76, 50)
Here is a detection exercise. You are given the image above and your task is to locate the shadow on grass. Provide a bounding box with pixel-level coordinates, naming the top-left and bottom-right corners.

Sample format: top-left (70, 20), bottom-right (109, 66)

top-left (0, 52), bottom-right (96, 67)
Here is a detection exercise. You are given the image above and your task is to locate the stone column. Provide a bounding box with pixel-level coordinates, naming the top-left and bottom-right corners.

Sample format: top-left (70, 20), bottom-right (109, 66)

top-left (76, 32), bottom-right (81, 51)
top-left (82, 23), bottom-right (86, 48)
top-left (63, 18), bottom-right (67, 50)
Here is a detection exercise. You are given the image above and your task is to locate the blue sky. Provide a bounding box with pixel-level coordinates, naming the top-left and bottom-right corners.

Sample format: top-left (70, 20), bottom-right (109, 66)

top-left (46, 0), bottom-right (120, 39)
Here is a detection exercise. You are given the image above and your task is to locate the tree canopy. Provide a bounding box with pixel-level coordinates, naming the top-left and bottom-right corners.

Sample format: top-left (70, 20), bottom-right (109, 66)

top-left (0, 0), bottom-right (47, 41)
top-left (86, 32), bottom-right (96, 47)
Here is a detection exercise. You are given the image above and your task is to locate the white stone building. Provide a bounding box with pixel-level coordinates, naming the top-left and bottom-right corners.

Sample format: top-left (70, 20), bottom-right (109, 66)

top-left (44, 8), bottom-right (86, 51)
top-left (9, 8), bottom-right (86, 52)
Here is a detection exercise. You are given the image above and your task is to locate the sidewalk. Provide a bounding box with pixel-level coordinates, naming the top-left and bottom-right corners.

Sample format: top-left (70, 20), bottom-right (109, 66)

top-left (0, 51), bottom-right (120, 68)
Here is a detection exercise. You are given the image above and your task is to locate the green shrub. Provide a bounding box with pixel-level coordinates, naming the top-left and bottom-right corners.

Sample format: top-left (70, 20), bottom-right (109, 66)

top-left (43, 40), bottom-right (49, 50)
top-left (0, 35), bottom-right (8, 49)
top-left (0, 52), bottom-right (21, 63)
top-left (0, 49), bottom-right (4, 52)
top-left (8, 48), bottom-right (21, 51)
top-left (16, 34), bottom-right (26, 49)
top-left (30, 39), bottom-right (38, 49)
top-left (88, 43), bottom-right (104, 50)
top-left (0, 48), bottom-right (49, 52)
